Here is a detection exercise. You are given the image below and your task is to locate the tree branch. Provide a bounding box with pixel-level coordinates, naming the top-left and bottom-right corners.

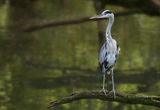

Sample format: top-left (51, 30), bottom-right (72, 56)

top-left (22, 10), bottom-right (141, 32)
top-left (47, 90), bottom-right (160, 109)
top-left (149, 0), bottom-right (160, 8)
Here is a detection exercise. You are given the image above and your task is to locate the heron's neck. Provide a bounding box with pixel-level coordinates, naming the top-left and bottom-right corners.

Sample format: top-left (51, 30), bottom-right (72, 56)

top-left (106, 16), bottom-right (114, 41)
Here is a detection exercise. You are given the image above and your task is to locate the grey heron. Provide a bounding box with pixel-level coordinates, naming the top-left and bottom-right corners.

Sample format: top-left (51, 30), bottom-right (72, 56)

top-left (90, 10), bottom-right (120, 98)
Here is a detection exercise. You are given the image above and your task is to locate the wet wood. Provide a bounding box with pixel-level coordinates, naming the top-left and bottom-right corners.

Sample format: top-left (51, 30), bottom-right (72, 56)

top-left (47, 90), bottom-right (160, 109)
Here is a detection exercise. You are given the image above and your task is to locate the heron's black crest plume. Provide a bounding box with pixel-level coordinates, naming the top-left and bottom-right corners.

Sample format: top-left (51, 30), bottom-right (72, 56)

top-left (104, 10), bottom-right (112, 14)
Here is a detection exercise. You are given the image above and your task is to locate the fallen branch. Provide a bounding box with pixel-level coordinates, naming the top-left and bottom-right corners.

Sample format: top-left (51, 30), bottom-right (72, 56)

top-left (47, 90), bottom-right (160, 109)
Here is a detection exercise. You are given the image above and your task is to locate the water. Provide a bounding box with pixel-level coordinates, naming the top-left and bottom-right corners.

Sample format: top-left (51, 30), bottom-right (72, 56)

top-left (0, 0), bottom-right (159, 110)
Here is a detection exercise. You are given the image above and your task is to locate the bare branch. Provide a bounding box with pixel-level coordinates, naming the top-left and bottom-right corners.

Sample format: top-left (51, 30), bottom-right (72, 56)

top-left (47, 90), bottom-right (160, 109)
top-left (149, 0), bottom-right (160, 8)
top-left (22, 10), bottom-right (141, 32)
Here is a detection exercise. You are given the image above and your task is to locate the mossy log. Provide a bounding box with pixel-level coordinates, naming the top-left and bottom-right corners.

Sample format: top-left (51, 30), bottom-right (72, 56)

top-left (47, 90), bottom-right (160, 109)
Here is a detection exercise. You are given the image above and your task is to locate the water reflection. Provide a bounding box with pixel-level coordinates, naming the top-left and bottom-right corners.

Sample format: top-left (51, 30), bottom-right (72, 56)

top-left (0, 0), bottom-right (159, 110)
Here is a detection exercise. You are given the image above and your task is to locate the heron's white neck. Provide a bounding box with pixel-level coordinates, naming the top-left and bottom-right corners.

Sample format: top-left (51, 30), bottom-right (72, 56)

top-left (106, 15), bottom-right (114, 41)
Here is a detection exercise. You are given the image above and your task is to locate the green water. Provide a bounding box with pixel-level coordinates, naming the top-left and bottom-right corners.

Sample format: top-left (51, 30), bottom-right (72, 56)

top-left (0, 0), bottom-right (159, 110)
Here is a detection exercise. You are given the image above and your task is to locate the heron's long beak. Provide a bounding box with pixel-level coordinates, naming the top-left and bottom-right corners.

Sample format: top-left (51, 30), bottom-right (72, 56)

top-left (90, 14), bottom-right (103, 19)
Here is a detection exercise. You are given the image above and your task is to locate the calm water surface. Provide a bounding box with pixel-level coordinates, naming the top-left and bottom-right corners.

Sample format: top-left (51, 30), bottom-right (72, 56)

top-left (0, 0), bottom-right (159, 110)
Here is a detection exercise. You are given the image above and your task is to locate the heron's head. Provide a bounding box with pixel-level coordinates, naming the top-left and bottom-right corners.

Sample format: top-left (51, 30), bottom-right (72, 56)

top-left (90, 10), bottom-right (113, 19)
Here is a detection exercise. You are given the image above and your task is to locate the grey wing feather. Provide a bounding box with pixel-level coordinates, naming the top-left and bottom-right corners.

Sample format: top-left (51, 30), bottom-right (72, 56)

top-left (99, 43), bottom-right (107, 65)
top-left (115, 44), bottom-right (120, 58)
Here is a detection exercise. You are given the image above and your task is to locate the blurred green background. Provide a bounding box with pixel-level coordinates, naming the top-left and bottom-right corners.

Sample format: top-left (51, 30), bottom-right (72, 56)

top-left (0, 0), bottom-right (160, 110)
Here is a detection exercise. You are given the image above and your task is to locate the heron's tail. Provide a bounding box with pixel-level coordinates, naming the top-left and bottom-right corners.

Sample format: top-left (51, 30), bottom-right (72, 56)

top-left (99, 63), bottom-right (107, 75)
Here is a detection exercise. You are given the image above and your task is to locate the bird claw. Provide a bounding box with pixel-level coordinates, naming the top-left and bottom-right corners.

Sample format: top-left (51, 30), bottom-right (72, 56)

top-left (108, 89), bottom-right (116, 98)
top-left (99, 89), bottom-right (108, 95)
top-left (99, 89), bottom-right (116, 98)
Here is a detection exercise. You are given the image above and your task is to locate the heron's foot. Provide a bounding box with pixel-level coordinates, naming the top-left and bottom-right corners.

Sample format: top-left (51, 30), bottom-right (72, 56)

top-left (99, 89), bottom-right (108, 95)
top-left (108, 89), bottom-right (116, 98)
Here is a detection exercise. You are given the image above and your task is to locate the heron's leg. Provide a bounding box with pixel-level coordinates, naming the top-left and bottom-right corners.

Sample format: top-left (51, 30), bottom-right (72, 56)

top-left (99, 74), bottom-right (107, 95)
top-left (111, 68), bottom-right (116, 98)
top-left (102, 74), bottom-right (105, 90)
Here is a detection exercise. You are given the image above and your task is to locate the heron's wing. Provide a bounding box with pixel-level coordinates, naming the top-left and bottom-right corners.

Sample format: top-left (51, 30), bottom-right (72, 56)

top-left (117, 44), bottom-right (120, 52)
top-left (99, 43), bottom-right (107, 65)
top-left (99, 42), bottom-right (119, 74)
top-left (115, 44), bottom-right (120, 59)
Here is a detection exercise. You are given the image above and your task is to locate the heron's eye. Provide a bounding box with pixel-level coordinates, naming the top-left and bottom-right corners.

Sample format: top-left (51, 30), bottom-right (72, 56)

top-left (104, 11), bottom-right (112, 15)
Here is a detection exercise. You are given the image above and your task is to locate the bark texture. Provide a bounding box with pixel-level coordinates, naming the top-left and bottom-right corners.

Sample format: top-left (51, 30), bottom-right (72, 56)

top-left (47, 91), bottom-right (160, 109)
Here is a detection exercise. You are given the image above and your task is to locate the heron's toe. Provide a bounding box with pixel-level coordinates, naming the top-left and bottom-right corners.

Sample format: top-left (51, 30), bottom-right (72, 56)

top-left (108, 90), bottom-right (116, 98)
top-left (99, 89), bottom-right (108, 95)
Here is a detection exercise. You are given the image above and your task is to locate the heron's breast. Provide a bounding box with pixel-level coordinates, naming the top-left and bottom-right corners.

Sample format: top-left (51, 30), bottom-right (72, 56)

top-left (107, 44), bottom-right (117, 53)
top-left (106, 53), bottom-right (116, 67)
